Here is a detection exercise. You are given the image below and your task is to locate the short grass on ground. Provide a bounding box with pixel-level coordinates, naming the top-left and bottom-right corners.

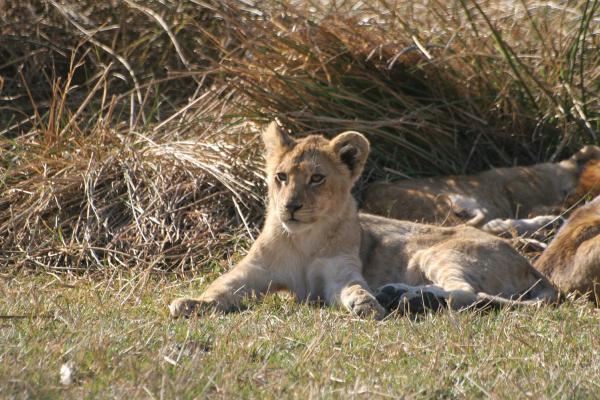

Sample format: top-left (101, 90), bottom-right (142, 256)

top-left (1, 270), bottom-right (599, 399)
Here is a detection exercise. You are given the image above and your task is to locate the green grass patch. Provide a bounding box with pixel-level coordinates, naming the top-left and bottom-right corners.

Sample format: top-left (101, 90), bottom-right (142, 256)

top-left (1, 272), bottom-right (599, 398)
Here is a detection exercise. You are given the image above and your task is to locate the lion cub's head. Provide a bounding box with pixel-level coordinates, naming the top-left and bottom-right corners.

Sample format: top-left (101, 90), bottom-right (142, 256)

top-left (560, 145), bottom-right (600, 204)
top-left (261, 122), bottom-right (369, 233)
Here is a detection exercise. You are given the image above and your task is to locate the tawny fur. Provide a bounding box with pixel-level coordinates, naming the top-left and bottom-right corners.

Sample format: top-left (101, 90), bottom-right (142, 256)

top-left (362, 146), bottom-right (600, 235)
top-left (567, 159), bottom-right (600, 205)
top-left (535, 196), bottom-right (600, 303)
top-left (170, 123), bottom-right (557, 319)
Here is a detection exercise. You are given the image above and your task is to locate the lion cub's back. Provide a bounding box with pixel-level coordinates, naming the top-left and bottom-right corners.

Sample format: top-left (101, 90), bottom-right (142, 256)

top-left (358, 212), bottom-right (485, 286)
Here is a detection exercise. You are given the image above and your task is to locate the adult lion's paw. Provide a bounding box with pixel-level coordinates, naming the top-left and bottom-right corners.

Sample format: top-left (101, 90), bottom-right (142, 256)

top-left (347, 289), bottom-right (386, 320)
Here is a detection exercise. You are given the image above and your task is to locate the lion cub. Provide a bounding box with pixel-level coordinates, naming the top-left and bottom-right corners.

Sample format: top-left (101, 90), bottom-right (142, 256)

top-left (170, 123), bottom-right (557, 319)
top-left (535, 196), bottom-right (600, 303)
top-left (363, 145), bottom-right (600, 235)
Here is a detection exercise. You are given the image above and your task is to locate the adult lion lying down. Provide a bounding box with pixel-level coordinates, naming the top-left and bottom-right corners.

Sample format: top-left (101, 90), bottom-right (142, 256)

top-left (362, 145), bottom-right (600, 235)
top-left (170, 123), bottom-right (557, 319)
top-left (535, 195), bottom-right (600, 304)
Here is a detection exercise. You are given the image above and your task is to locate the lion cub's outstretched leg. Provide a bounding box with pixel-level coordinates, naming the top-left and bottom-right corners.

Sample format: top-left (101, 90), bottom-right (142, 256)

top-left (169, 261), bottom-right (272, 317)
top-left (170, 255), bottom-right (386, 319)
top-left (375, 282), bottom-right (550, 314)
top-left (383, 242), bottom-right (558, 312)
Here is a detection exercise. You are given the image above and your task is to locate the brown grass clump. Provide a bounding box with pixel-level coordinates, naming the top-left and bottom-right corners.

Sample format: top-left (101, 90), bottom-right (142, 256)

top-left (211, 0), bottom-right (599, 173)
top-left (1, 81), bottom-right (264, 271)
top-left (1, 0), bottom-right (599, 271)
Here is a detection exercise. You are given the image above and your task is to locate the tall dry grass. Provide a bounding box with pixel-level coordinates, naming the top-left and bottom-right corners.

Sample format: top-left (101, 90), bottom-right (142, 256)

top-left (1, 0), bottom-right (599, 271)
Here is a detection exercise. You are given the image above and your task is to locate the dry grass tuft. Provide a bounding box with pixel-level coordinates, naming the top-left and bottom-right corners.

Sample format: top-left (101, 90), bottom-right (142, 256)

top-left (1, 0), bottom-right (599, 271)
top-left (1, 81), bottom-right (264, 270)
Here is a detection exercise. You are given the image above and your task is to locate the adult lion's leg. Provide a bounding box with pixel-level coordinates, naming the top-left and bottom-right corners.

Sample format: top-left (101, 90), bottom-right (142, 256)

top-left (169, 261), bottom-right (272, 317)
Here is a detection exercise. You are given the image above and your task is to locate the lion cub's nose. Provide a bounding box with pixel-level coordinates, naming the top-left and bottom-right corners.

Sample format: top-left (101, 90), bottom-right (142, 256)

top-left (285, 202), bottom-right (303, 213)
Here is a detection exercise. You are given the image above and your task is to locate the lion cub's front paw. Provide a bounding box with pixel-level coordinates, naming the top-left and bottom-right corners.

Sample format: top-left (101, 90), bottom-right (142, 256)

top-left (169, 295), bottom-right (234, 318)
top-left (169, 298), bottom-right (207, 318)
top-left (346, 289), bottom-right (386, 320)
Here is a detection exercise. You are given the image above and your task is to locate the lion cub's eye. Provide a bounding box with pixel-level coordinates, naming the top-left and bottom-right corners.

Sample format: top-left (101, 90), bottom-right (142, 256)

top-left (310, 174), bottom-right (325, 185)
top-left (276, 172), bottom-right (288, 183)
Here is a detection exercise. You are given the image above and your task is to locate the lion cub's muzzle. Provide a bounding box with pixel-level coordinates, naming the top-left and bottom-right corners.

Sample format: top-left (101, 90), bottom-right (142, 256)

top-left (285, 201), bottom-right (303, 217)
top-left (281, 200), bottom-right (304, 221)
top-left (280, 202), bottom-right (320, 232)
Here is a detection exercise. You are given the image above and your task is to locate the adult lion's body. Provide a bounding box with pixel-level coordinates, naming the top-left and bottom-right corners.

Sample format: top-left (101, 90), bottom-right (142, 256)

top-left (362, 146), bottom-right (600, 235)
top-left (535, 196), bottom-right (600, 303)
top-left (170, 123), bottom-right (557, 318)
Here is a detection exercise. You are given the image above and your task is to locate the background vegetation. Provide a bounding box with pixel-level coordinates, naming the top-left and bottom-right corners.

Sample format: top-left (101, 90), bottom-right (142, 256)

top-left (2, 0), bottom-right (599, 271)
top-left (1, 0), bottom-right (599, 397)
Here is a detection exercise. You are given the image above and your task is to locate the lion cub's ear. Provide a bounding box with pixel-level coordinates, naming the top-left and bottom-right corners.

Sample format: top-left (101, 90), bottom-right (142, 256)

top-left (570, 145), bottom-right (600, 166)
top-left (562, 145), bottom-right (600, 175)
top-left (262, 121), bottom-right (295, 158)
top-left (330, 131), bottom-right (370, 181)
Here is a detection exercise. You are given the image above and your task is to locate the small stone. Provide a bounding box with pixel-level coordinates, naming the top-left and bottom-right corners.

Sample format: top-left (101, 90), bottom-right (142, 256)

top-left (60, 361), bottom-right (75, 385)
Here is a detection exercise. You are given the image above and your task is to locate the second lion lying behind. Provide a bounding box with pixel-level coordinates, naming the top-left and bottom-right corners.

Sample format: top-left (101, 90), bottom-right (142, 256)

top-left (363, 146), bottom-right (600, 235)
